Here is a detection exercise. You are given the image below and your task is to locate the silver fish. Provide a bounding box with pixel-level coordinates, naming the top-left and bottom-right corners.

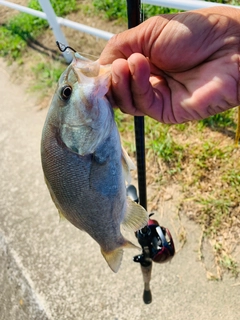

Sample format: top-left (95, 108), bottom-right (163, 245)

top-left (41, 53), bottom-right (148, 273)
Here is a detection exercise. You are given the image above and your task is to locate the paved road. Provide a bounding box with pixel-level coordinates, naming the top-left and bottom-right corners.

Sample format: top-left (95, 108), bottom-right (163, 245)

top-left (0, 59), bottom-right (239, 320)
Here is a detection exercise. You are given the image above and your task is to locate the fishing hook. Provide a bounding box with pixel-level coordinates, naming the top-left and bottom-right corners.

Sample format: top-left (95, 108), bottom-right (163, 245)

top-left (56, 41), bottom-right (76, 53)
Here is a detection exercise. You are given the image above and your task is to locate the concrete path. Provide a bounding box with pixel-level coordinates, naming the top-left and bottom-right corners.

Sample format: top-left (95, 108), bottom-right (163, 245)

top-left (0, 58), bottom-right (239, 320)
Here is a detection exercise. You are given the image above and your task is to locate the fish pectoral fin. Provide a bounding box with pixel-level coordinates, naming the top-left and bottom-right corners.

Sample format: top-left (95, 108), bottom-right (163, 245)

top-left (121, 147), bottom-right (136, 184)
top-left (122, 197), bottom-right (149, 232)
top-left (101, 247), bottom-right (123, 273)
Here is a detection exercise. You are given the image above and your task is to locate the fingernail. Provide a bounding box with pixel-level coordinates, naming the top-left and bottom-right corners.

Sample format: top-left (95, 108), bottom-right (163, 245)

top-left (128, 57), bottom-right (135, 75)
top-left (112, 70), bottom-right (119, 84)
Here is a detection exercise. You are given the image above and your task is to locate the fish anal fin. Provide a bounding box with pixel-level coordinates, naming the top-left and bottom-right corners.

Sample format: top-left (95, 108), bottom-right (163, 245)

top-left (101, 239), bottom-right (140, 272)
top-left (122, 197), bottom-right (149, 232)
top-left (101, 247), bottom-right (123, 273)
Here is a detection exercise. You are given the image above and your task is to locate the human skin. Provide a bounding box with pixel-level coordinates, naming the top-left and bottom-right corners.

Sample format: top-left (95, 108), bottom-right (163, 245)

top-left (99, 7), bottom-right (240, 124)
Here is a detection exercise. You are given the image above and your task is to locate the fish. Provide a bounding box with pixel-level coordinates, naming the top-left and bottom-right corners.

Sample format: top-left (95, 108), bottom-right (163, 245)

top-left (41, 52), bottom-right (149, 273)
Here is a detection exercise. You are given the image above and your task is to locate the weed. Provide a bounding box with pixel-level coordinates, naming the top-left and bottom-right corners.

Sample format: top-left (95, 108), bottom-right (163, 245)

top-left (175, 123), bottom-right (188, 132)
top-left (222, 169), bottom-right (240, 188)
top-left (114, 109), bottom-right (128, 130)
top-left (144, 119), bottom-right (184, 169)
top-left (149, 132), bottom-right (183, 166)
top-left (192, 141), bottom-right (228, 169)
top-left (93, 0), bottom-right (180, 21)
top-left (31, 61), bottom-right (65, 91)
top-left (142, 3), bottom-right (180, 19)
top-left (0, 27), bottom-right (26, 59)
top-left (198, 109), bottom-right (236, 130)
top-left (93, 0), bottom-right (127, 21)
top-left (198, 197), bottom-right (233, 233)
top-left (213, 242), bottom-right (239, 277)
top-left (219, 254), bottom-right (239, 277)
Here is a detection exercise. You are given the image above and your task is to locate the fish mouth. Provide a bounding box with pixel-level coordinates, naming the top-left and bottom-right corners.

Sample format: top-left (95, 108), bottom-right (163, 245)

top-left (71, 55), bottom-right (100, 77)
top-left (71, 55), bottom-right (111, 83)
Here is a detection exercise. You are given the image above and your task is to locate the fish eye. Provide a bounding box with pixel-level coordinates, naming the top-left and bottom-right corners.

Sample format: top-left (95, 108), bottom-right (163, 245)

top-left (61, 85), bottom-right (72, 100)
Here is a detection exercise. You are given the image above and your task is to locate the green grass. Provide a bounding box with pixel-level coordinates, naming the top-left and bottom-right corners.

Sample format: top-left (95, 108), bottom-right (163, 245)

top-left (219, 254), bottom-right (239, 277)
top-left (145, 120), bottom-right (184, 170)
top-left (31, 61), bottom-right (65, 91)
top-left (198, 109), bottom-right (236, 130)
top-left (92, 0), bottom-right (179, 21)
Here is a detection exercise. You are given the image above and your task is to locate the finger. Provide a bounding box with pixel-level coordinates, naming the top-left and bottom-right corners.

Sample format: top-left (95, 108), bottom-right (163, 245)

top-left (111, 58), bottom-right (144, 116)
top-left (127, 54), bottom-right (173, 122)
top-left (127, 53), bottom-right (153, 113)
top-left (99, 32), bottom-right (137, 65)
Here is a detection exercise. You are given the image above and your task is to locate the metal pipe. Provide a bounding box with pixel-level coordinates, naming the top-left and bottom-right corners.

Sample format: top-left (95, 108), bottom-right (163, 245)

top-left (142, 0), bottom-right (240, 10)
top-left (0, 0), bottom-right (46, 18)
top-left (57, 18), bottom-right (114, 40)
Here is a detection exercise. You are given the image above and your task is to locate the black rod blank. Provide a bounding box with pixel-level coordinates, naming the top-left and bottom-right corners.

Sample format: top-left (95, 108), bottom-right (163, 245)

top-left (126, 0), bottom-right (147, 211)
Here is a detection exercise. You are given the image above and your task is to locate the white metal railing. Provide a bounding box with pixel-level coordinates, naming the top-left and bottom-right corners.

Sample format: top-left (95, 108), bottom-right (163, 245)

top-left (1, 0), bottom-right (240, 62)
top-left (143, 0), bottom-right (240, 11)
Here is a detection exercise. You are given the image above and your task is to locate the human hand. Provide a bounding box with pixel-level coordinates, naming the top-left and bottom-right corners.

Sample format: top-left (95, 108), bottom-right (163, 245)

top-left (99, 7), bottom-right (240, 123)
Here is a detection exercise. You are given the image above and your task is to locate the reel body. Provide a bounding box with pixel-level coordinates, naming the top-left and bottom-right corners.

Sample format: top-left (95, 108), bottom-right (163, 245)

top-left (134, 214), bottom-right (175, 265)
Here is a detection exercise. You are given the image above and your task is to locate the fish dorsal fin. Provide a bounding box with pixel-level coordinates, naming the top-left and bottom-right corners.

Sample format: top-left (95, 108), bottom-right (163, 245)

top-left (122, 197), bottom-right (149, 231)
top-left (121, 147), bottom-right (136, 184)
top-left (101, 247), bottom-right (123, 273)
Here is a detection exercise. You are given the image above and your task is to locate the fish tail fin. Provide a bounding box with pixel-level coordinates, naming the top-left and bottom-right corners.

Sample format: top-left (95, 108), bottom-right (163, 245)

top-left (101, 239), bottom-right (138, 273)
top-left (122, 197), bottom-right (149, 232)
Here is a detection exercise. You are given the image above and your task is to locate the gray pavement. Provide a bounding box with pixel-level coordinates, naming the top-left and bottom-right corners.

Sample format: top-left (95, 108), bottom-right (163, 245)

top-left (0, 58), bottom-right (239, 320)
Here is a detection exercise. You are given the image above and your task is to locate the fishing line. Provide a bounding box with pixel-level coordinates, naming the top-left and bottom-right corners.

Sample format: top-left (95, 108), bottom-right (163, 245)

top-left (56, 41), bottom-right (99, 61)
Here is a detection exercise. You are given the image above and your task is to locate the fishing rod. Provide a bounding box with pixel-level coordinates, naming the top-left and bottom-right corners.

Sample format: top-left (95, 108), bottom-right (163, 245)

top-left (126, 0), bottom-right (175, 305)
